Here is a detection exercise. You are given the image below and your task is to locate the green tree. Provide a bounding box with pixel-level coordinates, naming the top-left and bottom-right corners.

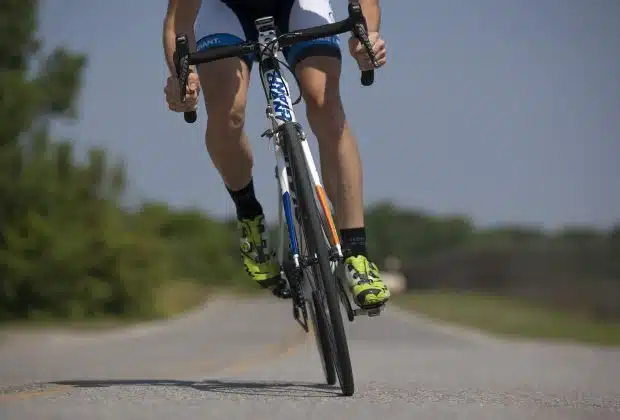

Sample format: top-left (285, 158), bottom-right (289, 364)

top-left (365, 201), bottom-right (473, 266)
top-left (0, 0), bottom-right (176, 320)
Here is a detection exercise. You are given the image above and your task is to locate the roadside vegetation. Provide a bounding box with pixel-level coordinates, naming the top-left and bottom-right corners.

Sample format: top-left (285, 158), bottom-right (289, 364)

top-left (2, 0), bottom-right (618, 347)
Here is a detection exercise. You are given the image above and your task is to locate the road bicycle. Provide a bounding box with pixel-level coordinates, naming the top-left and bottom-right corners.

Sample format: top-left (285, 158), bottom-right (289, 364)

top-left (173, 1), bottom-right (383, 397)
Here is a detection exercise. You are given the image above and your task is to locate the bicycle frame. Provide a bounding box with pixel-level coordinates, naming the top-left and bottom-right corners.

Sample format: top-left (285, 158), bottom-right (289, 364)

top-left (253, 17), bottom-right (343, 285)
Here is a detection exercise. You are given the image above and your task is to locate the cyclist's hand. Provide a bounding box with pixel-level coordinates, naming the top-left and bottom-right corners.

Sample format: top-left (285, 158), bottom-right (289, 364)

top-left (164, 70), bottom-right (200, 112)
top-left (348, 31), bottom-right (386, 71)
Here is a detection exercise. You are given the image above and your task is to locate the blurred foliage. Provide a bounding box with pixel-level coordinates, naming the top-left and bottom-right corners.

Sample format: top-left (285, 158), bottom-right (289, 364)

top-left (0, 0), bottom-right (246, 322)
top-left (368, 206), bottom-right (620, 321)
top-left (366, 203), bottom-right (619, 321)
top-left (1, 1), bottom-right (618, 323)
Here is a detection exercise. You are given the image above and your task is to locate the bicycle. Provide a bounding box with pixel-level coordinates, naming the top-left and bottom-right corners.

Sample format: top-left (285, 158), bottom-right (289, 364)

top-left (173, 0), bottom-right (384, 397)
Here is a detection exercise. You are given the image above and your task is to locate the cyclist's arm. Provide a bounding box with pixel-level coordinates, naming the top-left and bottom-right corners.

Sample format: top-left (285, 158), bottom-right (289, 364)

top-left (163, 0), bottom-right (200, 76)
top-left (358, 0), bottom-right (380, 32)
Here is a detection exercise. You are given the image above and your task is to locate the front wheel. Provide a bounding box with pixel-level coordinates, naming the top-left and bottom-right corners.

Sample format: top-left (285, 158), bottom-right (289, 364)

top-left (308, 290), bottom-right (337, 385)
top-left (281, 121), bottom-right (355, 396)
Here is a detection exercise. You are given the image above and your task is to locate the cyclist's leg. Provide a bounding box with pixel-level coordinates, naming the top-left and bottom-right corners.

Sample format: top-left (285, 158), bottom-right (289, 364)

top-left (195, 0), bottom-right (280, 287)
top-left (283, 0), bottom-right (390, 308)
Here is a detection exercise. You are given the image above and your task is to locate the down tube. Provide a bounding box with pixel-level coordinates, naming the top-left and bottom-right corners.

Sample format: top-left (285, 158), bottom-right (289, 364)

top-left (299, 140), bottom-right (342, 254)
top-left (276, 146), bottom-right (300, 267)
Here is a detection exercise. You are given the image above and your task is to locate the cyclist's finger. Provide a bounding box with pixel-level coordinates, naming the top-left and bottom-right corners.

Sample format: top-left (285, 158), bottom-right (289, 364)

top-left (348, 36), bottom-right (363, 53)
top-left (375, 54), bottom-right (386, 67)
top-left (357, 57), bottom-right (374, 71)
top-left (165, 90), bottom-right (178, 105)
top-left (372, 38), bottom-right (385, 55)
top-left (168, 102), bottom-right (183, 112)
top-left (164, 81), bottom-right (178, 97)
top-left (185, 97), bottom-right (198, 110)
top-left (185, 88), bottom-right (199, 105)
top-left (187, 72), bottom-right (200, 93)
top-left (185, 88), bottom-right (199, 104)
top-left (185, 86), bottom-right (198, 98)
top-left (169, 101), bottom-right (195, 113)
top-left (374, 48), bottom-right (387, 65)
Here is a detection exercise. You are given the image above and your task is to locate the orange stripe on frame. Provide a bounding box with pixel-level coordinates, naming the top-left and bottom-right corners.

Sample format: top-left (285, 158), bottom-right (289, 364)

top-left (315, 185), bottom-right (340, 246)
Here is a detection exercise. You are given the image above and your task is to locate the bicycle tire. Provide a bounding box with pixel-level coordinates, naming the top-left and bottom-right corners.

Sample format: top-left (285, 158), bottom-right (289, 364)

top-left (281, 121), bottom-right (354, 396)
top-left (294, 212), bottom-right (336, 385)
top-left (309, 289), bottom-right (337, 385)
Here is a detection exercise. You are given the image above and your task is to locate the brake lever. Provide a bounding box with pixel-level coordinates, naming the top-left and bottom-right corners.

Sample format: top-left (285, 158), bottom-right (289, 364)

top-left (347, 2), bottom-right (378, 86)
top-left (174, 34), bottom-right (197, 123)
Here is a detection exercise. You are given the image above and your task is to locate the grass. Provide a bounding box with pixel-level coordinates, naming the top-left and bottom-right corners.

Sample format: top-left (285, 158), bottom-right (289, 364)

top-left (0, 279), bottom-right (267, 336)
top-left (394, 291), bottom-right (620, 347)
top-left (152, 280), bottom-right (212, 318)
top-left (0, 280), bottom-right (208, 333)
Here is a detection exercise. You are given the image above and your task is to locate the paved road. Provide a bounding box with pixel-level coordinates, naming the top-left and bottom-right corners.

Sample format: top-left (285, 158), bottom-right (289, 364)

top-left (0, 295), bottom-right (618, 419)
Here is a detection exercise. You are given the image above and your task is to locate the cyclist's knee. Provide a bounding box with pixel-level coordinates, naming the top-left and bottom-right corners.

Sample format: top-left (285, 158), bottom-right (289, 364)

top-left (296, 56), bottom-right (345, 133)
top-left (198, 58), bottom-right (250, 134)
top-left (208, 103), bottom-right (246, 135)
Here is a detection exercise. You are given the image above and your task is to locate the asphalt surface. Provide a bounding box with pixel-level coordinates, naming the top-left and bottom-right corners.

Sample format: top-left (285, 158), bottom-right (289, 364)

top-left (0, 295), bottom-right (618, 420)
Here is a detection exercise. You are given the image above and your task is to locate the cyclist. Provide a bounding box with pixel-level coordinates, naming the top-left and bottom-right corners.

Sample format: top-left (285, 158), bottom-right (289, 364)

top-left (163, 0), bottom-right (390, 309)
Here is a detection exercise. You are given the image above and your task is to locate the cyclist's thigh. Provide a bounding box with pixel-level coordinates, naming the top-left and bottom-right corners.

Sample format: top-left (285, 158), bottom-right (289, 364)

top-left (194, 0), bottom-right (253, 115)
top-left (282, 0), bottom-right (342, 72)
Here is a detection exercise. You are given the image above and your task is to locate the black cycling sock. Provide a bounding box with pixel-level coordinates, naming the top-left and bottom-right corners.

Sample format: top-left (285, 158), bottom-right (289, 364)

top-left (340, 227), bottom-right (368, 258)
top-left (227, 178), bottom-right (263, 220)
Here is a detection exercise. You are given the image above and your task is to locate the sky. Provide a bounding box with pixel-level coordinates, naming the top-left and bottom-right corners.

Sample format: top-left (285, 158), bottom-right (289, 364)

top-left (39, 0), bottom-right (619, 230)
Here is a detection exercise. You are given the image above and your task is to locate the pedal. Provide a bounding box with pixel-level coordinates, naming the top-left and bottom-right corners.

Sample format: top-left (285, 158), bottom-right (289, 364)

top-left (271, 280), bottom-right (291, 299)
top-left (353, 305), bottom-right (384, 318)
top-left (273, 288), bottom-right (291, 299)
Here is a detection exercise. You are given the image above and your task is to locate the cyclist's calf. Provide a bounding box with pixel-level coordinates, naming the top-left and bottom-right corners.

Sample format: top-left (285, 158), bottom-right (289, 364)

top-left (197, 58), bottom-right (254, 190)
